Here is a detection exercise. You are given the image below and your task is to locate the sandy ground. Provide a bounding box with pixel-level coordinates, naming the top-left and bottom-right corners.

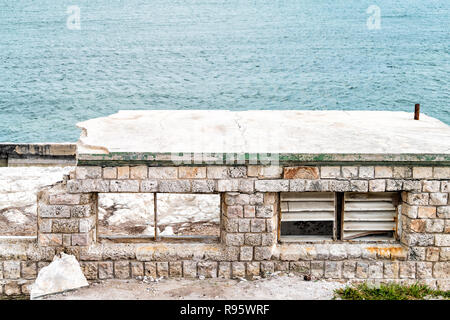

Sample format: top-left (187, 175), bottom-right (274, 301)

top-left (41, 275), bottom-right (348, 300)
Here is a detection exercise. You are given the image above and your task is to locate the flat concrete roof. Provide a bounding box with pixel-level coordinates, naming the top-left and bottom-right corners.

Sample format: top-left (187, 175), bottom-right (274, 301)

top-left (76, 110), bottom-right (450, 165)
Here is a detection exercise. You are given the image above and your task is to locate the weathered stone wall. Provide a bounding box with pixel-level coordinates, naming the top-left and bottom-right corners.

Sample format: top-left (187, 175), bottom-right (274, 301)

top-left (0, 167), bottom-right (74, 236)
top-left (1, 164), bottom-right (449, 296)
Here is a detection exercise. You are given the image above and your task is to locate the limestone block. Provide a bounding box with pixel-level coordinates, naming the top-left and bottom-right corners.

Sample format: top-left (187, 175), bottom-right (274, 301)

top-left (217, 179), bottom-right (239, 192)
top-left (324, 261), bottom-right (342, 279)
top-left (417, 262), bottom-right (433, 279)
top-left (435, 234), bottom-right (450, 247)
top-left (224, 233), bottom-right (244, 246)
top-left (342, 166), bottom-right (359, 179)
top-left (240, 246), bottom-right (253, 261)
top-left (401, 204), bottom-right (418, 219)
top-left (359, 166), bottom-right (374, 179)
top-left (368, 262), bottom-right (383, 279)
top-left (384, 262), bottom-right (399, 279)
top-left (243, 205), bottom-right (256, 218)
top-left (192, 180), bottom-right (215, 193)
top-left (375, 166), bottom-right (393, 178)
top-left (393, 167), bottom-right (412, 179)
top-left (48, 194), bottom-right (81, 205)
top-left (39, 234), bottom-right (63, 247)
top-left (244, 233), bottom-right (262, 246)
top-left (197, 261), bottom-right (217, 278)
top-left (433, 262), bottom-right (449, 279)
top-left (168, 262), bottom-right (182, 277)
top-left (399, 262), bottom-right (416, 279)
top-left (426, 247), bottom-right (440, 262)
top-left (343, 261), bottom-right (356, 279)
top-left (3, 261), bottom-right (20, 279)
top-left (290, 261), bottom-right (310, 275)
top-left (412, 167), bottom-right (433, 179)
top-left (218, 262), bottom-right (231, 278)
top-left (98, 262), bottom-right (113, 279)
top-left (255, 180), bottom-right (289, 192)
top-left (250, 219), bottom-right (266, 232)
top-left (321, 166), bottom-right (341, 178)
top-left (158, 180), bottom-right (190, 193)
top-left (434, 167), bottom-right (450, 179)
top-left (238, 219), bottom-right (250, 233)
top-left (39, 205), bottom-right (71, 218)
top-left (156, 262), bottom-right (169, 277)
top-left (102, 167), bottom-right (117, 179)
top-left (403, 180), bottom-right (422, 192)
top-left (110, 180), bottom-right (140, 192)
top-left (206, 166), bottom-right (229, 179)
top-left (71, 205), bottom-right (92, 218)
top-left (356, 262), bottom-right (369, 278)
top-left (226, 206), bottom-right (243, 218)
top-left (368, 180), bottom-right (386, 192)
top-left (117, 167), bottom-right (129, 179)
top-left (179, 167), bottom-right (206, 179)
top-left (425, 219), bottom-right (444, 233)
top-left (81, 179), bottom-right (110, 192)
top-left (80, 262), bottom-right (98, 280)
top-left (130, 166), bottom-right (148, 179)
top-left (405, 193), bottom-right (429, 206)
top-left (441, 181), bottom-right (450, 192)
top-left (289, 179), bottom-right (306, 192)
top-left (228, 166), bottom-right (247, 178)
top-left (329, 180), bottom-right (350, 192)
top-left (349, 180), bottom-right (368, 192)
top-left (148, 167), bottom-right (178, 179)
top-left (52, 219), bottom-right (79, 233)
top-left (283, 167), bottom-right (319, 179)
top-left (386, 179), bottom-right (403, 191)
top-left (422, 181), bottom-right (441, 193)
top-left (311, 261), bottom-right (324, 278)
top-left (429, 193), bottom-right (448, 205)
top-left (231, 262), bottom-right (245, 278)
top-left (417, 206), bottom-right (436, 218)
top-left (182, 261), bottom-right (197, 278)
top-left (254, 246), bottom-right (272, 260)
top-left (437, 206), bottom-right (450, 218)
top-left (76, 167), bottom-right (102, 179)
top-left (255, 205), bottom-right (274, 218)
top-left (21, 262), bottom-right (37, 280)
top-left (238, 179), bottom-right (254, 194)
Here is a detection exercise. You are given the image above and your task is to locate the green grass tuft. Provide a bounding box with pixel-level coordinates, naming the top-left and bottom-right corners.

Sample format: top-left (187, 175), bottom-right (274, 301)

top-left (334, 282), bottom-right (450, 300)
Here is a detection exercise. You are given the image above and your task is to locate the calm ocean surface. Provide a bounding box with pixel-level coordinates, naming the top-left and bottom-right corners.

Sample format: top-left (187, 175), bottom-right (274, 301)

top-left (0, 0), bottom-right (449, 142)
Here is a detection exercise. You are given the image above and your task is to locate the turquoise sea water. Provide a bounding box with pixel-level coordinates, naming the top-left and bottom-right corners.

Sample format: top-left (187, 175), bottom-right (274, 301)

top-left (1, 0), bottom-right (449, 142)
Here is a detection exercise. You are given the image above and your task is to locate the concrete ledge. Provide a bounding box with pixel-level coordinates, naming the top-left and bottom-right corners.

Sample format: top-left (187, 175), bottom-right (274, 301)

top-left (0, 143), bottom-right (76, 167)
top-left (77, 152), bottom-right (450, 166)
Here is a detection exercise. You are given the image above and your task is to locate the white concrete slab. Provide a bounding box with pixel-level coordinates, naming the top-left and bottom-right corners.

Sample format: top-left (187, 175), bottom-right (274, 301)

top-left (76, 110), bottom-right (450, 155)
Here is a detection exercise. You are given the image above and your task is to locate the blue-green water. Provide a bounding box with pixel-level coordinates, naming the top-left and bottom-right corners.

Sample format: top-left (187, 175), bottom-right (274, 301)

top-left (1, 0), bottom-right (449, 142)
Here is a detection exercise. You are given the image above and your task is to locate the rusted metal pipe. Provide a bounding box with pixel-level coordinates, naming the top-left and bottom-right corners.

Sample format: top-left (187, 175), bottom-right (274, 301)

top-left (414, 104), bottom-right (420, 120)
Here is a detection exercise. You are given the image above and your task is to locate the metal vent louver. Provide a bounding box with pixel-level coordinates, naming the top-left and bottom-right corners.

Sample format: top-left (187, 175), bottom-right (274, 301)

top-left (280, 192), bottom-right (336, 240)
top-left (342, 192), bottom-right (398, 240)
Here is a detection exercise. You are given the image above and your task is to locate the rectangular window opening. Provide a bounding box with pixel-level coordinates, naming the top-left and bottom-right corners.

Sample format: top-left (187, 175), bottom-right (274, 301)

top-left (279, 192), bottom-right (336, 242)
top-left (98, 193), bottom-right (220, 243)
top-left (98, 193), bottom-right (155, 238)
top-left (156, 193), bottom-right (220, 242)
top-left (341, 192), bottom-right (399, 241)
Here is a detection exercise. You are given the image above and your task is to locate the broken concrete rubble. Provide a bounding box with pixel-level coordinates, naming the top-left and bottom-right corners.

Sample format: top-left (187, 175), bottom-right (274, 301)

top-left (30, 253), bottom-right (89, 299)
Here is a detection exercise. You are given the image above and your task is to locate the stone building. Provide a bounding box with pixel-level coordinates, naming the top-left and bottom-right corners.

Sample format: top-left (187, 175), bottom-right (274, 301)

top-left (1, 110), bottom-right (449, 296)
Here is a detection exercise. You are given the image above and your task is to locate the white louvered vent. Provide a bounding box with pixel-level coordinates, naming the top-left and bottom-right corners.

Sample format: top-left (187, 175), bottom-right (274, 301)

top-left (280, 192), bottom-right (336, 241)
top-left (342, 192), bottom-right (399, 240)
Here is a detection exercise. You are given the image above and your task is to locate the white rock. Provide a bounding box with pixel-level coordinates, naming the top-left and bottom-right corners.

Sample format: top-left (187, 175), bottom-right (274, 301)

top-left (30, 253), bottom-right (89, 299)
top-left (159, 226), bottom-right (174, 236)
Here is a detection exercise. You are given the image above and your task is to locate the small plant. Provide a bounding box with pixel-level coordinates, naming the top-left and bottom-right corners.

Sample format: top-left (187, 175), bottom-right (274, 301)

top-left (334, 282), bottom-right (450, 300)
